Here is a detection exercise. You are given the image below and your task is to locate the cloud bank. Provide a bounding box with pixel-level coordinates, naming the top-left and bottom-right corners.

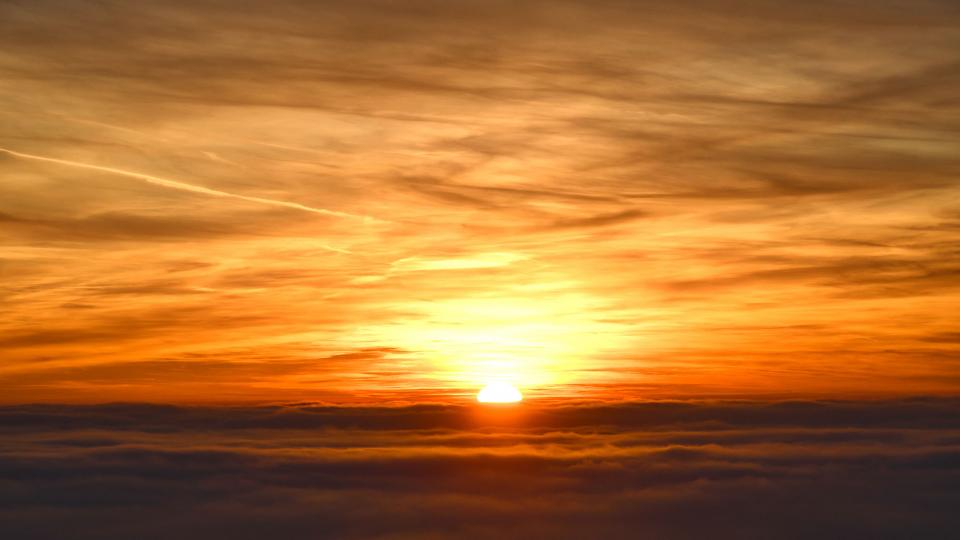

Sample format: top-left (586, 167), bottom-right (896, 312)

top-left (2, 399), bottom-right (960, 539)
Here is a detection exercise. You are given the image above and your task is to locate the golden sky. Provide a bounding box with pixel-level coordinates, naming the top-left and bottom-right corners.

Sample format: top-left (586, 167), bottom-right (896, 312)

top-left (1, 0), bottom-right (959, 403)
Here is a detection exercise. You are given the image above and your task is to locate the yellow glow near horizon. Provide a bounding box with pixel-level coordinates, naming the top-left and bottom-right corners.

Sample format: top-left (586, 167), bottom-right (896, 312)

top-left (349, 285), bottom-right (638, 393)
top-left (477, 382), bottom-right (523, 403)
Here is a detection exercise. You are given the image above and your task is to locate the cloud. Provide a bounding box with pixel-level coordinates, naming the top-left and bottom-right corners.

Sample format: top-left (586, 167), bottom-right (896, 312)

top-left (0, 148), bottom-right (376, 221)
top-left (2, 399), bottom-right (960, 539)
top-left (0, 0), bottom-right (959, 401)
top-left (0, 209), bottom-right (288, 243)
top-left (4, 398), bottom-right (960, 432)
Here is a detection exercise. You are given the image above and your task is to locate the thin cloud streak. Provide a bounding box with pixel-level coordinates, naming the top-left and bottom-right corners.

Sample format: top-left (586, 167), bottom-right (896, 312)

top-left (0, 148), bottom-right (379, 222)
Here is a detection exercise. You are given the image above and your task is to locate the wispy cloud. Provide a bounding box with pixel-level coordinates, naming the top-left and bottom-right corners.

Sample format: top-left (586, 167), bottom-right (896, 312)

top-left (0, 0), bottom-right (958, 401)
top-left (0, 148), bottom-right (378, 221)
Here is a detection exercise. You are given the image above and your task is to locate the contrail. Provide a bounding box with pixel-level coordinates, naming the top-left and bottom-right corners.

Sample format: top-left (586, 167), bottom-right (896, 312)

top-left (0, 147), bottom-right (379, 222)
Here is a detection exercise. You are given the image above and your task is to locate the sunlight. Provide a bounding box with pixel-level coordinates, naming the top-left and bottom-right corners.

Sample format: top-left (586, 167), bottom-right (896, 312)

top-left (349, 285), bottom-right (634, 394)
top-left (476, 382), bottom-right (523, 403)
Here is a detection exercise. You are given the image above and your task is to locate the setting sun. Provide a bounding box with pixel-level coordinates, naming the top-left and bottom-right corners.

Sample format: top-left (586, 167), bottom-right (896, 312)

top-left (477, 382), bottom-right (523, 403)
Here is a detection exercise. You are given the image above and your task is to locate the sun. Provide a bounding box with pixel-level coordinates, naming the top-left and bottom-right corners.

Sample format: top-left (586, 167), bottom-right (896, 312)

top-left (476, 382), bottom-right (523, 403)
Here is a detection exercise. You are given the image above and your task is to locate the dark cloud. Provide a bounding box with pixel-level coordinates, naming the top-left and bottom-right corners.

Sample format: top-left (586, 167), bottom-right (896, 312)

top-left (922, 332), bottom-right (960, 344)
top-left (2, 399), bottom-right (960, 539)
top-left (3, 398), bottom-right (960, 432)
top-left (656, 253), bottom-right (960, 298)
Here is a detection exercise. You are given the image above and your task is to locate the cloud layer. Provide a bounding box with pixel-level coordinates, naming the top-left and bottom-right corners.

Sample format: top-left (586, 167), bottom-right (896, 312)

top-left (2, 399), bottom-right (960, 539)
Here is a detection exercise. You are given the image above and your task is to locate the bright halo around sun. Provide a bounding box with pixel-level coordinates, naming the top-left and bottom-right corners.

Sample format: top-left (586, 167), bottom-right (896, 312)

top-left (476, 382), bottom-right (523, 403)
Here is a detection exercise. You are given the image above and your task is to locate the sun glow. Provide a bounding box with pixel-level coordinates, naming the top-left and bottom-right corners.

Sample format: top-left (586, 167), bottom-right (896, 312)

top-left (477, 382), bottom-right (523, 403)
top-left (349, 281), bottom-right (637, 396)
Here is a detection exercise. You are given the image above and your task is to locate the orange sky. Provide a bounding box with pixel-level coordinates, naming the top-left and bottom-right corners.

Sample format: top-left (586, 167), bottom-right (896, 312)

top-left (1, 0), bottom-right (959, 403)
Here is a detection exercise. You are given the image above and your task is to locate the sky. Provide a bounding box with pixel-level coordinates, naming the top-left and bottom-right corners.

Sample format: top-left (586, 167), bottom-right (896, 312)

top-left (2, 0), bottom-right (959, 404)
top-left (2, 1), bottom-right (960, 538)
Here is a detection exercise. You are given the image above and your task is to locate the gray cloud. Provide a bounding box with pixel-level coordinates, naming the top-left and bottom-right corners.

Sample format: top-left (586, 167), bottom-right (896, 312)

top-left (2, 400), bottom-right (960, 539)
